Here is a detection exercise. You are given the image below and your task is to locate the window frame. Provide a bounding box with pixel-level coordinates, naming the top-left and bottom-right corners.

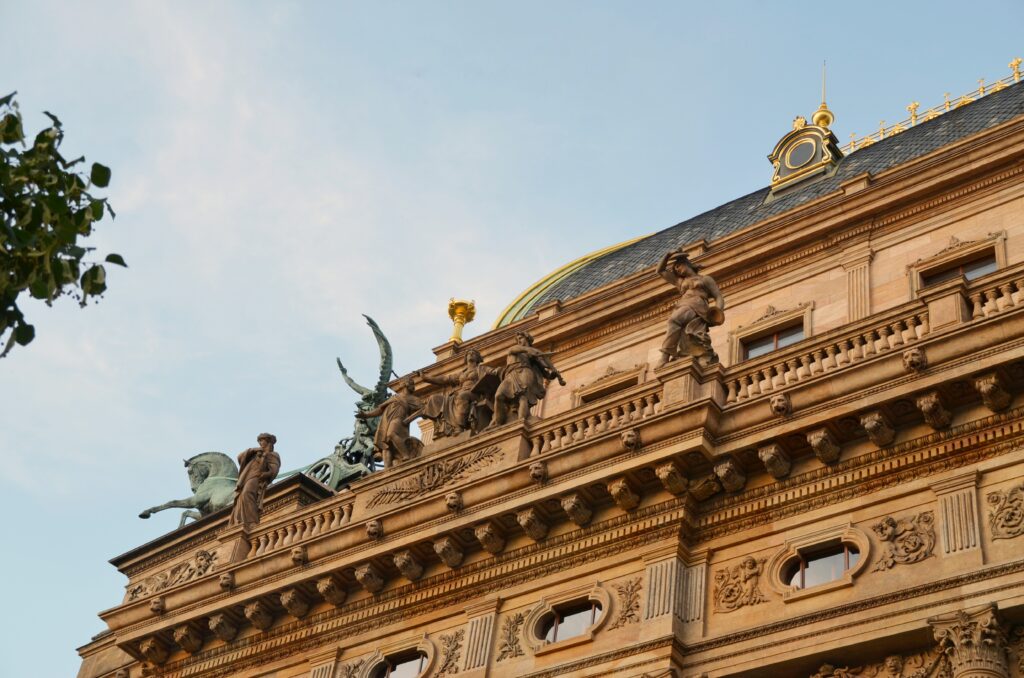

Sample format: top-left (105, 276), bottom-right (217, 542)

top-left (766, 524), bottom-right (871, 602)
top-left (783, 541), bottom-right (860, 590)
top-left (728, 302), bottom-right (814, 365)
top-left (364, 636), bottom-right (436, 678)
top-left (523, 582), bottom-right (612, 655)
top-left (907, 231), bottom-right (1007, 297)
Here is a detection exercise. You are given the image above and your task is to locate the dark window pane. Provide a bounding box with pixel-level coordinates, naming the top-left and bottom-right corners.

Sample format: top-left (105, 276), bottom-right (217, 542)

top-left (802, 550), bottom-right (845, 588)
top-left (390, 654), bottom-right (425, 678)
top-left (556, 607), bottom-right (593, 640)
top-left (776, 325), bottom-right (804, 348)
top-left (744, 335), bottom-right (775, 359)
top-left (963, 256), bottom-right (997, 280)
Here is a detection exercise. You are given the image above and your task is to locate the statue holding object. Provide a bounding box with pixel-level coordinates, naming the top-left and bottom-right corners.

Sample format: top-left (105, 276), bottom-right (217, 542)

top-left (491, 331), bottom-right (566, 427)
top-left (416, 349), bottom-right (499, 437)
top-left (653, 248), bottom-right (725, 368)
top-left (228, 433), bottom-right (281, 530)
top-left (356, 377), bottom-right (424, 468)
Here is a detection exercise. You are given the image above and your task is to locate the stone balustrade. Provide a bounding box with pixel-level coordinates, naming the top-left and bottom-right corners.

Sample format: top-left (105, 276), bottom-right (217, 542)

top-left (247, 502), bottom-right (353, 558)
top-left (725, 307), bottom-right (931, 405)
top-left (966, 268), bottom-right (1024, 319)
top-left (528, 383), bottom-right (663, 457)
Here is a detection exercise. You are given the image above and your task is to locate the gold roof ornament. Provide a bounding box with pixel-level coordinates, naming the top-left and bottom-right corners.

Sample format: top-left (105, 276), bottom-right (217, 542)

top-left (811, 61), bottom-right (835, 129)
top-left (843, 57), bottom-right (1022, 154)
top-left (447, 299), bottom-right (476, 343)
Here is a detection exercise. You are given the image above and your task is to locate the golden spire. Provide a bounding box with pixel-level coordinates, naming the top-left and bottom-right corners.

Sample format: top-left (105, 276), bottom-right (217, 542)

top-left (812, 60), bottom-right (835, 129)
top-left (447, 299), bottom-right (476, 343)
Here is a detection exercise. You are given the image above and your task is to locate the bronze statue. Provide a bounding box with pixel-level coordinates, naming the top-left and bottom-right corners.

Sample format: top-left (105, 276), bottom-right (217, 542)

top-left (416, 349), bottom-right (498, 437)
top-left (357, 377), bottom-right (424, 467)
top-left (653, 248), bottom-right (725, 368)
top-left (335, 315), bottom-right (394, 469)
top-left (139, 452), bottom-right (239, 527)
top-left (228, 433), bottom-right (281, 530)
top-left (491, 331), bottom-right (565, 427)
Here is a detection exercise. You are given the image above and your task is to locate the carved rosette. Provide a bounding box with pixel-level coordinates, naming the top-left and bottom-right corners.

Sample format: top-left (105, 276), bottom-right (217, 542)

top-left (872, 511), bottom-right (936, 571)
top-left (929, 604), bottom-right (1010, 678)
top-left (713, 557), bottom-right (768, 613)
top-left (986, 483), bottom-right (1024, 540)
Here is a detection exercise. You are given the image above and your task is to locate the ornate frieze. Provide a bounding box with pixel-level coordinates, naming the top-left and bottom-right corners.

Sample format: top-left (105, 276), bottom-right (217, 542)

top-left (337, 658), bottom-right (365, 678)
top-left (809, 646), bottom-right (948, 677)
top-left (367, 445), bottom-right (502, 509)
top-left (609, 577), bottom-right (642, 629)
top-left (986, 482), bottom-right (1024, 540)
top-left (126, 549), bottom-right (217, 601)
top-left (872, 511), bottom-right (936, 571)
top-left (713, 557), bottom-right (768, 613)
top-left (495, 612), bottom-right (526, 662)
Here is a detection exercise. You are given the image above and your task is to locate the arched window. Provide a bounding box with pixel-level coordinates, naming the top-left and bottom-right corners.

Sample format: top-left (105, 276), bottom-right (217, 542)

top-left (782, 541), bottom-right (860, 590)
top-left (538, 600), bottom-right (603, 644)
top-left (369, 650), bottom-right (428, 678)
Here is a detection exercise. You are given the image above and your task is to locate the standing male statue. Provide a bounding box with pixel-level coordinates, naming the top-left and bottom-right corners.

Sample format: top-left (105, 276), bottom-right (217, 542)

top-left (228, 433), bottom-right (281, 530)
top-left (356, 377), bottom-right (424, 468)
top-left (491, 331), bottom-right (565, 427)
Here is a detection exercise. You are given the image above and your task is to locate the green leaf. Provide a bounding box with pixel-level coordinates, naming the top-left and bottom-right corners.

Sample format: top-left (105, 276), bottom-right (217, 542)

top-left (90, 162), bottom-right (111, 188)
top-left (81, 264), bottom-right (107, 295)
top-left (13, 322), bottom-right (35, 346)
top-left (104, 253), bottom-right (127, 267)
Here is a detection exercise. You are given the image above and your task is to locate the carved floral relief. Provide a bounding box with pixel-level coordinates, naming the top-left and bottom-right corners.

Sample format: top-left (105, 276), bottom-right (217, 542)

top-left (436, 628), bottom-right (464, 677)
top-left (496, 612), bottom-right (526, 662)
top-left (987, 483), bottom-right (1024, 540)
top-left (126, 549), bottom-right (217, 601)
top-left (872, 511), bottom-right (935, 571)
top-left (808, 647), bottom-right (949, 677)
top-left (609, 577), bottom-right (642, 629)
top-left (338, 659), bottom-right (364, 678)
top-left (713, 557), bottom-right (768, 613)
top-left (368, 445), bottom-right (502, 508)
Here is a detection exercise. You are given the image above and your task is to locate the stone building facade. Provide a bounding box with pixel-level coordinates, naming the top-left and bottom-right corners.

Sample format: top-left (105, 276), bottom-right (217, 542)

top-left (79, 76), bottom-right (1024, 678)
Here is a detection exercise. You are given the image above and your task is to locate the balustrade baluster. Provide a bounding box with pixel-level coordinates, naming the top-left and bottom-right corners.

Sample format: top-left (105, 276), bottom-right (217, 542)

top-left (796, 355), bottom-right (811, 380)
top-left (726, 379), bottom-right (739, 403)
top-left (888, 321), bottom-right (904, 348)
top-left (1012, 279), bottom-right (1024, 306)
top-left (983, 288), bottom-right (999, 316)
top-left (998, 283), bottom-right (1014, 311)
top-left (772, 363), bottom-right (787, 389)
top-left (969, 291), bottom-right (985, 319)
top-left (822, 346), bottom-right (838, 371)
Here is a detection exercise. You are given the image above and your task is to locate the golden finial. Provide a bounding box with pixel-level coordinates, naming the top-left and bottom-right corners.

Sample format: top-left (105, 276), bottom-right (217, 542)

top-left (944, 92), bottom-right (951, 111)
top-left (447, 299), bottom-right (476, 343)
top-left (812, 60), bottom-right (835, 128)
top-left (978, 78), bottom-right (986, 96)
top-left (907, 102), bottom-right (920, 126)
top-left (792, 115), bottom-right (807, 130)
top-left (1011, 57), bottom-right (1022, 83)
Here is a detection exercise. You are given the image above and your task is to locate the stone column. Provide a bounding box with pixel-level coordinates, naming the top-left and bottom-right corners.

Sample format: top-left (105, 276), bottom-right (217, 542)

top-left (842, 245), bottom-right (873, 321)
top-left (461, 598), bottom-right (500, 676)
top-left (642, 546), bottom-right (706, 627)
top-left (928, 604), bottom-right (1009, 678)
top-left (931, 471), bottom-right (983, 566)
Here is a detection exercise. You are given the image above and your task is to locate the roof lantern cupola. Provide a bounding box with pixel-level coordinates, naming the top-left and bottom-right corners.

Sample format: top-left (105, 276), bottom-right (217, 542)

top-left (767, 63), bottom-right (843, 196)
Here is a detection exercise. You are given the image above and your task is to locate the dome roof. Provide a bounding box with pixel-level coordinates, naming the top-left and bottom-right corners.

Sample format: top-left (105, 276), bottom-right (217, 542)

top-left (493, 80), bottom-right (1024, 327)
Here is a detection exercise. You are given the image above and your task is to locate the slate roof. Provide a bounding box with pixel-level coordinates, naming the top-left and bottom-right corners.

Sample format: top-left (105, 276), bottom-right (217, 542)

top-left (510, 80), bottom-right (1024, 321)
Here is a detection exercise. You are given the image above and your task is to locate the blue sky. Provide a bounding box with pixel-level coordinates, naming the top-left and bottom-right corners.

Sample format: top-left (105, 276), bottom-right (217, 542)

top-left (3, 2), bottom-right (1022, 675)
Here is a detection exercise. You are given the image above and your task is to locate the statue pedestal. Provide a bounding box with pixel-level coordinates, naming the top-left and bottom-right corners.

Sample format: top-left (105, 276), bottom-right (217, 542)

top-left (216, 525), bottom-right (251, 564)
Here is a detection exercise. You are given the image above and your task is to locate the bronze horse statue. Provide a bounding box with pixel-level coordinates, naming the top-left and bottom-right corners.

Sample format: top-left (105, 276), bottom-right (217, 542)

top-left (139, 452), bottom-right (239, 527)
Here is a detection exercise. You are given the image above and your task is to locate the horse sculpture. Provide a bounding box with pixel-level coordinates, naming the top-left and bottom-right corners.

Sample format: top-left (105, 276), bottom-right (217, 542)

top-left (139, 452), bottom-right (239, 527)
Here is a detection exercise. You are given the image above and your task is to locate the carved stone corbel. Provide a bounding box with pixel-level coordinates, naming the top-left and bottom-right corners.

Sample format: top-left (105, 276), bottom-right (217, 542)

top-left (975, 372), bottom-right (1012, 412)
top-left (365, 519), bottom-right (384, 540)
top-left (560, 493), bottom-right (593, 526)
top-left (280, 588), bottom-right (309, 618)
top-left (608, 476), bottom-right (641, 511)
top-left (529, 461), bottom-right (547, 484)
top-left (149, 597), bottom-right (165, 615)
top-left (714, 459), bottom-right (746, 492)
top-left (690, 474), bottom-right (722, 501)
top-left (807, 428), bottom-right (841, 464)
top-left (928, 604), bottom-right (1010, 678)
top-left (434, 536), bottom-right (465, 568)
top-left (474, 521), bottom-right (505, 554)
top-left (860, 410), bottom-right (895, 446)
top-left (316, 575), bottom-right (347, 606)
top-left (621, 429), bottom-right (641, 452)
top-left (917, 391), bottom-right (952, 430)
top-left (244, 600), bottom-right (274, 630)
top-left (290, 546), bottom-right (307, 566)
top-left (758, 443), bottom-right (791, 479)
top-left (354, 563), bottom-right (385, 593)
top-left (138, 637), bottom-right (168, 665)
top-left (393, 550), bottom-right (424, 581)
top-left (655, 460), bottom-right (688, 495)
top-left (517, 507), bottom-right (549, 541)
top-left (173, 623), bottom-right (204, 654)
top-left (208, 612), bottom-right (238, 642)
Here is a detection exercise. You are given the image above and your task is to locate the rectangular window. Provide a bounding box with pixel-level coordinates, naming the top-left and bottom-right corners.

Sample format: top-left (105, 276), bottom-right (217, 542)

top-left (742, 323), bottom-right (804, 360)
top-left (920, 251), bottom-right (997, 288)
